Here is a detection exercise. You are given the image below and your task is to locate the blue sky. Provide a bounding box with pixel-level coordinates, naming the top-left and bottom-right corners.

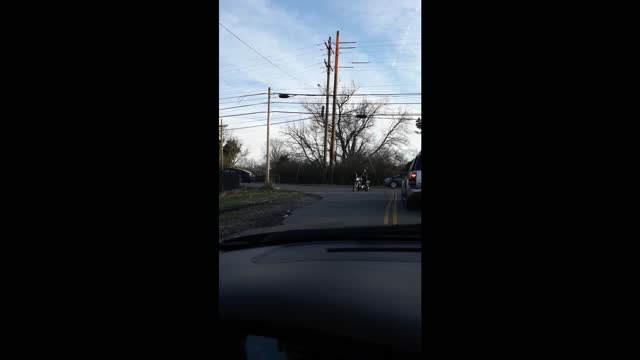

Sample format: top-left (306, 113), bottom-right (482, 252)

top-left (219, 0), bottom-right (421, 162)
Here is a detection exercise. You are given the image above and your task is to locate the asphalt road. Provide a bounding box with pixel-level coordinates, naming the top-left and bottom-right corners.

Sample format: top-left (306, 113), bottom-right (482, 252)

top-left (230, 182), bottom-right (421, 237)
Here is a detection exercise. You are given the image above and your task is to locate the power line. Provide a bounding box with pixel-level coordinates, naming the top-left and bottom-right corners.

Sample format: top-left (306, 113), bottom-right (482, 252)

top-left (221, 62), bottom-right (324, 79)
top-left (341, 65), bottom-right (421, 69)
top-left (220, 50), bottom-right (324, 72)
top-left (219, 22), bottom-right (316, 88)
top-left (219, 44), bottom-right (323, 69)
top-left (342, 49), bottom-right (420, 55)
top-left (218, 110), bottom-right (312, 118)
top-left (219, 111), bottom-right (266, 118)
top-left (342, 61), bottom-right (422, 64)
top-left (342, 68), bottom-right (421, 72)
top-left (220, 76), bottom-right (322, 89)
top-left (271, 101), bottom-right (421, 105)
top-left (220, 59), bottom-right (325, 78)
top-left (366, 114), bottom-right (422, 117)
top-left (227, 116), bottom-right (317, 130)
top-left (360, 113), bottom-right (421, 116)
top-left (226, 113), bottom-right (420, 131)
top-left (217, 88), bottom-right (272, 96)
top-left (352, 38), bottom-right (421, 43)
top-left (341, 43), bottom-right (421, 48)
top-left (221, 68), bottom-right (324, 85)
top-left (272, 92), bottom-right (421, 97)
top-left (220, 65), bottom-right (327, 87)
top-left (220, 54), bottom-right (324, 75)
top-left (219, 92), bottom-right (267, 100)
top-left (220, 50), bottom-right (320, 69)
top-left (219, 98), bottom-right (267, 105)
top-left (219, 102), bottom-right (268, 111)
top-left (221, 110), bottom-right (420, 118)
top-left (270, 84), bottom-right (420, 91)
top-left (223, 113), bottom-right (304, 125)
top-left (354, 84), bottom-right (421, 87)
top-left (219, 91), bottom-right (421, 105)
top-left (220, 103), bottom-right (421, 119)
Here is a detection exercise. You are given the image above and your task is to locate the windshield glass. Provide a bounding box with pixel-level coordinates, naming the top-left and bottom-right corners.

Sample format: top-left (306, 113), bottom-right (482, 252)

top-left (219, 0), bottom-right (422, 242)
top-left (219, 3), bottom-right (422, 357)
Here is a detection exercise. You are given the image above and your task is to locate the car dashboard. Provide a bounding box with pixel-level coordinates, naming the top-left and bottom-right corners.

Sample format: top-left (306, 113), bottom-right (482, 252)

top-left (219, 226), bottom-right (422, 359)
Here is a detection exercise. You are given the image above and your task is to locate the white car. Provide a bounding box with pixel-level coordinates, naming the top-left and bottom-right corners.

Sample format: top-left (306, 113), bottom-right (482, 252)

top-left (401, 152), bottom-right (422, 210)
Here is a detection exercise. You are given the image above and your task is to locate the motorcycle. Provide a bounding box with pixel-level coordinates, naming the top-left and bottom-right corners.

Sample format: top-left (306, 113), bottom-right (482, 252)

top-left (353, 175), bottom-right (371, 192)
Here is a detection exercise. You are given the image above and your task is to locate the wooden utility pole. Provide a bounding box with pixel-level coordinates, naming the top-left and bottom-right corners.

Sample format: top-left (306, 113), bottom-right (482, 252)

top-left (323, 36), bottom-right (332, 174)
top-left (329, 30), bottom-right (340, 184)
top-left (219, 119), bottom-right (228, 192)
top-left (219, 119), bottom-right (224, 169)
top-left (265, 87), bottom-right (272, 187)
top-left (321, 105), bottom-right (325, 134)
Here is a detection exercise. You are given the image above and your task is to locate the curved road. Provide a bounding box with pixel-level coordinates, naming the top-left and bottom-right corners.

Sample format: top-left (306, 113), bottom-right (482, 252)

top-left (230, 183), bottom-right (421, 238)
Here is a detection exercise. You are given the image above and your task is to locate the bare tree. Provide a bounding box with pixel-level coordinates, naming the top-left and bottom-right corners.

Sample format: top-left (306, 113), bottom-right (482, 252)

top-left (262, 137), bottom-right (293, 167)
top-left (365, 109), bottom-right (412, 160)
top-left (236, 157), bottom-right (258, 172)
top-left (280, 123), bottom-right (324, 167)
top-left (234, 148), bottom-right (249, 167)
top-left (282, 82), bottom-right (412, 168)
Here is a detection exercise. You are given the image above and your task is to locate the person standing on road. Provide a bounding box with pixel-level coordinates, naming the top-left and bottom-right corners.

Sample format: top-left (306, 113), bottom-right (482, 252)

top-left (361, 169), bottom-right (369, 189)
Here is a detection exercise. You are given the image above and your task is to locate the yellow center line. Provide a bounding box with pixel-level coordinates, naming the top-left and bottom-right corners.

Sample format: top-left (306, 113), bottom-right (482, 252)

top-left (384, 191), bottom-right (395, 225)
top-left (392, 191), bottom-right (398, 225)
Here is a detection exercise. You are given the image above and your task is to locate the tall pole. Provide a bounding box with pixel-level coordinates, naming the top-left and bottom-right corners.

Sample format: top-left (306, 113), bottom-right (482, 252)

top-left (265, 87), bottom-right (271, 187)
top-left (329, 30), bottom-right (340, 184)
top-left (321, 105), bottom-right (325, 130)
top-left (220, 119), bottom-right (224, 169)
top-left (219, 119), bottom-right (224, 192)
top-left (323, 36), bottom-right (332, 175)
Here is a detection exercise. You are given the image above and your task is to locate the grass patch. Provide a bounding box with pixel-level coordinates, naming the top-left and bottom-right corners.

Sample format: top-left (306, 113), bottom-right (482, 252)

top-left (219, 187), bottom-right (302, 212)
top-left (218, 189), bottom-right (320, 240)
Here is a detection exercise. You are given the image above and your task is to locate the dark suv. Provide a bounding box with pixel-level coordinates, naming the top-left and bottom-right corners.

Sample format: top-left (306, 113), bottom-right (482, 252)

top-left (222, 168), bottom-right (255, 183)
top-left (401, 152), bottom-right (421, 210)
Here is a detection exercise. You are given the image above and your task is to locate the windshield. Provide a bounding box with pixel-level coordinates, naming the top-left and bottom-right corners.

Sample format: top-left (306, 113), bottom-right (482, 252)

top-left (219, 0), bottom-right (422, 242)
top-left (219, 3), bottom-right (422, 357)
